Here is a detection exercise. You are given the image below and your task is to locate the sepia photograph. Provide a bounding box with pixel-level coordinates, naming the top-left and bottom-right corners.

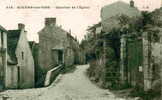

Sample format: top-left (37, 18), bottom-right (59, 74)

top-left (0, 0), bottom-right (162, 100)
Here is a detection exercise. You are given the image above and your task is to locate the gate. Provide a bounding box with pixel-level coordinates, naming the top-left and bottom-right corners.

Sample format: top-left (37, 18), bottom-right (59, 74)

top-left (126, 36), bottom-right (143, 87)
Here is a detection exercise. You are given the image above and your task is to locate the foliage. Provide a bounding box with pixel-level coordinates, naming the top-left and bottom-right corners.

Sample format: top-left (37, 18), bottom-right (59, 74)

top-left (82, 8), bottom-right (162, 91)
top-left (142, 11), bottom-right (162, 42)
top-left (129, 86), bottom-right (161, 100)
top-left (115, 14), bottom-right (143, 36)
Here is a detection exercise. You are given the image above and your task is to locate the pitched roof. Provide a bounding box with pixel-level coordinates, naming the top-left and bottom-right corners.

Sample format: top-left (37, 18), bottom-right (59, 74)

top-left (87, 22), bottom-right (101, 31)
top-left (29, 41), bottom-right (35, 50)
top-left (7, 30), bottom-right (21, 64)
top-left (0, 25), bottom-right (7, 32)
top-left (39, 25), bottom-right (70, 48)
top-left (101, 1), bottom-right (141, 21)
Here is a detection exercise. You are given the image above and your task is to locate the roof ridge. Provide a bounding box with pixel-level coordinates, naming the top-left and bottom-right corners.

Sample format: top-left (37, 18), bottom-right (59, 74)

top-left (0, 25), bottom-right (7, 32)
top-left (103, 1), bottom-right (129, 8)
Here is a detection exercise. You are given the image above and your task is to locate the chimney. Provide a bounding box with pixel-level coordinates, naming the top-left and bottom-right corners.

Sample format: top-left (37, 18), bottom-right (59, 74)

top-left (130, 0), bottom-right (134, 7)
top-left (45, 18), bottom-right (56, 26)
top-left (18, 23), bottom-right (25, 30)
top-left (75, 36), bottom-right (77, 41)
top-left (69, 29), bottom-right (71, 35)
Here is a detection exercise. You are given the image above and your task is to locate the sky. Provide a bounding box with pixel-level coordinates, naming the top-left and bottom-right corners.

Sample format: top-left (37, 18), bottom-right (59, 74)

top-left (0, 0), bottom-right (161, 42)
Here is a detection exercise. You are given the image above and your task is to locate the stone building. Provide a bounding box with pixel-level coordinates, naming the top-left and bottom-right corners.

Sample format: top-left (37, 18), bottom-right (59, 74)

top-left (87, 23), bottom-right (102, 39)
top-left (38, 18), bottom-right (78, 72)
top-left (142, 8), bottom-right (162, 93)
top-left (0, 25), bottom-right (7, 90)
top-left (101, 1), bottom-right (141, 33)
top-left (6, 23), bottom-right (35, 89)
top-left (67, 32), bottom-right (85, 64)
top-left (29, 41), bottom-right (40, 86)
top-left (100, 0), bottom-right (142, 87)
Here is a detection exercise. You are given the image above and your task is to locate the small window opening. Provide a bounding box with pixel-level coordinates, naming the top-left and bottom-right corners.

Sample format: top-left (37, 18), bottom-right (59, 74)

top-left (21, 52), bottom-right (24, 60)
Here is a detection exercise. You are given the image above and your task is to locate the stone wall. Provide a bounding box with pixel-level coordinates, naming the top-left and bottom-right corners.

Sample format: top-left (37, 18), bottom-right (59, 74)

top-left (143, 33), bottom-right (152, 91)
top-left (120, 34), bottom-right (127, 85)
top-left (78, 49), bottom-right (86, 64)
top-left (0, 31), bottom-right (8, 89)
top-left (38, 25), bottom-right (69, 71)
top-left (0, 31), bottom-right (7, 89)
top-left (38, 35), bottom-right (59, 71)
top-left (64, 48), bottom-right (74, 67)
top-left (38, 21), bottom-right (81, 71)
top-left (142, 31), bottom-right (162, 93)
top-left (5, 65), bottom-right (18, 88)
top-left (16, 30), bottom-right (35, 88)
top-left (44, 65), bottom-right (63, 86)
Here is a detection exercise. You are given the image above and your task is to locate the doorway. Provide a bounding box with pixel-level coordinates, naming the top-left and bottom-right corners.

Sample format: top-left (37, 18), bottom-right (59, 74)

top-left (17, 66), bottom-right (20, 88)
top-left (51, 49), bottom-right (64, 65)
top-left (58, 50), bottom-right (63, 64)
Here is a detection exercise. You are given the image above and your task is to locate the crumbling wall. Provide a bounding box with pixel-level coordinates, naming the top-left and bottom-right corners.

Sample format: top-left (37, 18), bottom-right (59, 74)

top-left (143, 32), bottom-right (161, 94)
top-left (87, 38), bottom-right (120, 89)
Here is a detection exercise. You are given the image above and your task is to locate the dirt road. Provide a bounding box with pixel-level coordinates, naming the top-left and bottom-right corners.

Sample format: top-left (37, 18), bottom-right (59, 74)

top-left (0, 65), bottom-right (134, 100)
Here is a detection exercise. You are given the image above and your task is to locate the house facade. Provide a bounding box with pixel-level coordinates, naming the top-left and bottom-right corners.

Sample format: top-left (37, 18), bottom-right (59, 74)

top-left (38, 18), bottom-right (77, 72)
top-left (66, 33), bottom-right (85, 64)
top-left (0, 25), bottom-right (7, 90)
top-left (101, 1), bottom-right (141, 33)
top-left (6, 23), bottom-right (35, 89)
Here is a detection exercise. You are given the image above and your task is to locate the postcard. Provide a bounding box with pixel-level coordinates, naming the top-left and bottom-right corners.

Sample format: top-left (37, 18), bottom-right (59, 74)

top-left (0, 0), bottom-right (161, 100)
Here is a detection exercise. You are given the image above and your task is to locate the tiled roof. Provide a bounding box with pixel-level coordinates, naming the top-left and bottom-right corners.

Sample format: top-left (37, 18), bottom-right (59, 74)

top-left (7, 30), bottom-right (21, 65)
top-left (0, 25), bottom-right (7, 32)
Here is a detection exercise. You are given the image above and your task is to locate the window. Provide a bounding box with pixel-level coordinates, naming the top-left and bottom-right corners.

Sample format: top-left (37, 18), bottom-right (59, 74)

top-left (21, 52), bottom-right (24, 60)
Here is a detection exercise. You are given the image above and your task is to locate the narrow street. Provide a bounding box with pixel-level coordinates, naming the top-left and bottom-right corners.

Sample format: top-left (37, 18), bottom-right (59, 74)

top-left (0, 65), bottom-right (133, 100)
